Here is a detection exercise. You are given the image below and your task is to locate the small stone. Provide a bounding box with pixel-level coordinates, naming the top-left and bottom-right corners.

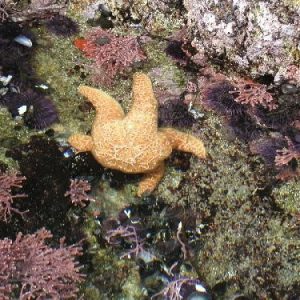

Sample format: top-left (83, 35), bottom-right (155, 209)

top-left (95, 36), bottom-right (111, 45)
top-left (281, 84), bottom-right (298, 94)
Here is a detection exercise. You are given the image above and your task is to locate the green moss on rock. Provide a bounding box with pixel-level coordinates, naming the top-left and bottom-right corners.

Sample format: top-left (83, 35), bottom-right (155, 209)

top-left (33, 27), bottom-right (93, 136)
top-left (0, 108), bottom-right (32, 169)
top-left (105, 0), bottom-right (184, 36)
top-left (197, 203), bottom-right (299, 298)
top-left (272, 181), bottom-right (300, 214)
top-left (83, 212), bottom-right (145, 299)
top-left (157, 113), bottom-right (265, 212)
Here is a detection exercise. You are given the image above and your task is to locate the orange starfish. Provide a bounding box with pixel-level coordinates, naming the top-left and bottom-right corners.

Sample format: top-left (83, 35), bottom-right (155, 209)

top-left (68, 73), bottom-right (206, 196)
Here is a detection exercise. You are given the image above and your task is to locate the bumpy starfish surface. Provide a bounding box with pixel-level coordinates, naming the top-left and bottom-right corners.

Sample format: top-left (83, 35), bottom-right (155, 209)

top-left (69, 73), bottom-right (206, 196)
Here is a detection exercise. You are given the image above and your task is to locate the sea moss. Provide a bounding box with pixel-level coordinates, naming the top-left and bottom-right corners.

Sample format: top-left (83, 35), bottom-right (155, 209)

top-left (272, 181), bottom-right (300, 214)
top-left (32, 27), bottom-right (94, 135)
top-left (143, 40), bottom-right (187, 88)
top-left (197, 203), bottom-right (300, 299)
top-left (89, 178), bottom-right (138, 218)
top-left (157, 112), bottom-right (266, 211)
top-left (0, 108), bottom-right (32, 169)
top-left (82, 215), bottom-right (145, 299)
top-left (105, 0), bottom-right (184, 36)
top-left (86, 248), bottom-right (144, 299)
top-left (154, 107), bottom-right (300, 298)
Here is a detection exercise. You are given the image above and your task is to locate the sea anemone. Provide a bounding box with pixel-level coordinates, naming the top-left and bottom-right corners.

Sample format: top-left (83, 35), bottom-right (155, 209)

top-left (226, 115), bottom-right (262, 141)
top-left (249, 136), bottom-right (287, 166)
top-left (201, 80), bottom-right (245, 117)
top-left (158, 97), bottom-right (195, 129)
top-left (45, 15), bottom-right (79, 37)
top-left (0, 89), bottom-right (59, 129)
top-left (165, 40), bottom-right (189, 65)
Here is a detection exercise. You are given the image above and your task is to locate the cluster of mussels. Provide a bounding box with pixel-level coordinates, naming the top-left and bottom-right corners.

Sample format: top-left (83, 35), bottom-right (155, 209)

top-left (95, 196), bottom-right (212, 299)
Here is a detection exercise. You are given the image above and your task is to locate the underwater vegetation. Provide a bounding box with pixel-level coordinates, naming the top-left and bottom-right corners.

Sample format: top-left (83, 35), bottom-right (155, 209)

top-left (86, 196), bottom-right (213, 299)
top-left (0, 135), bottom-right (100, 298)
top-left (65, 178), bottom-right (94, 207)
top-left (275, 138), bottom-right (300, 167)
top-left (4, 136), bottom-right (101, 238)
top-left (195, 66), bottom-right (300, 179)
top-left (0, 170), bottom-right (26, 222)
top-left (74, 27), bottom-right (147, 86)
top-left (0, 228), bottom-right (84, 299)
top-left (151, 276), bottom-right (211, 300)
top-left (230, 78), bottom-right (278, 111)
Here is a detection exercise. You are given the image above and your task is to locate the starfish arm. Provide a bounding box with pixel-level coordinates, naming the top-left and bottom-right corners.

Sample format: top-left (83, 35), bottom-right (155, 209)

top-left (160, 128), bottom-right (207, 159)
top-left (78, 85), bottom-right (125, 123)
top-left (127, 73), bottom-right (158, 126)
top-left (137, 162), bottom-right (165, 196)
top-left (68, 134), bottom-right (93, 152)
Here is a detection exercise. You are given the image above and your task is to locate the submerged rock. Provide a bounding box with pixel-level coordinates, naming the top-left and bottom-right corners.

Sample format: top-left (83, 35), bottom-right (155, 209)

top-left (184, 0), bottom-right (300, 77)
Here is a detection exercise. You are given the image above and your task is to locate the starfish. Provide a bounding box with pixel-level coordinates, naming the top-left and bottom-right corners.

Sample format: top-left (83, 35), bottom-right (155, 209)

top-left (68, 73), bottom-right (206, 196)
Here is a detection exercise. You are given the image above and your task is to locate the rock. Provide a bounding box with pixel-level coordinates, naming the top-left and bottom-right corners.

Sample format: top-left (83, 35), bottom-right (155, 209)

top-left (184, 0), bottom-right (300, 77)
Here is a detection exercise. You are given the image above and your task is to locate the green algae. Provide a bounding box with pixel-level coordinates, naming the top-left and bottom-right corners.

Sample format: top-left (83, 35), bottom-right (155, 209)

top-left (143, 40), bottom-right (186, 87)
top-left (0, 108), bottom-right (32, 168)
top-left (157, 112), bottom-right (266, 210)
top-left (84, 248), bottom-right (144, 299)
top-left (82, 211), bottom-right (145, 299)
top-left (0, 19), bottom-right (92, 169)
top-left (30, 3), bottom-right (186, 141)
top-left (283, 0), bottom-right (300, 10)
top-left (197, 204), bottom-right (300, 298)
top-left (106, 0), bottom-right (184, 36)
top-left (61, 3), bottom-right (300, 299)
top-left (30, 20), bottom-right (300, 300)
top-left (90, 180), bottom-right (138, 218)
top-left (0, 2), bottom-right (93, 168)
top-left (154, 108), bottom-right (299, 297)
top-left (266, 218), bottom-right (300, 289)
top-left (272, 181), bottom-right (300, 214)
top-left (32, 28), bottom-right (94, 136)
